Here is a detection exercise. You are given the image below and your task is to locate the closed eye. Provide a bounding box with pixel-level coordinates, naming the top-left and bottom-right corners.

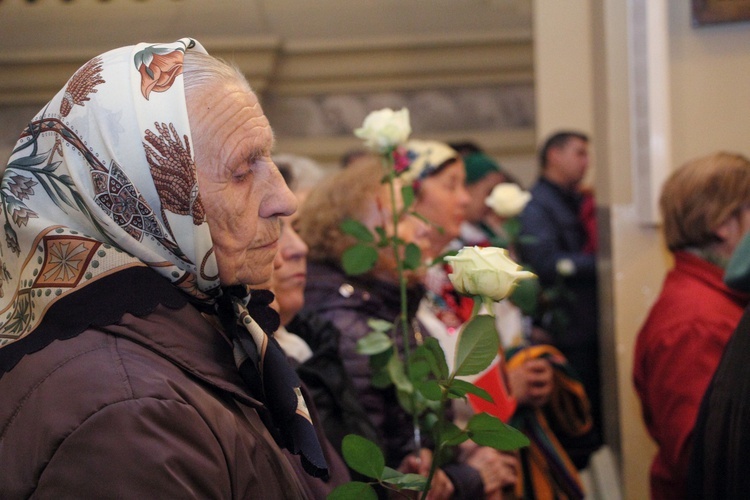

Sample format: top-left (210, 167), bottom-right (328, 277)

top-left (233, 169), bottom-right (251, 182)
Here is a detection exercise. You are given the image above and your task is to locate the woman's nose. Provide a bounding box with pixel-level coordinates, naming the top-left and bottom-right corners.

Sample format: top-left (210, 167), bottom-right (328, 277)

top-left (261, 164), bottom-right (298, 219)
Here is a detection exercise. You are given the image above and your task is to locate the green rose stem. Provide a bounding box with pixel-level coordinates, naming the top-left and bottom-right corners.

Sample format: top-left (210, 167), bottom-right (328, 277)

top-left (380, 153), bottom-right (423, 457)
top-left (420, 296), bottom-right (481, 500)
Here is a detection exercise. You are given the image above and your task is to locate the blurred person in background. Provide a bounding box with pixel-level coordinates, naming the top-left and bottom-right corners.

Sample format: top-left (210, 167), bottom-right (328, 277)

top-left (517, 131), bottom-right (601, 468)
top-left (634, 152), bottom-right (750, 499)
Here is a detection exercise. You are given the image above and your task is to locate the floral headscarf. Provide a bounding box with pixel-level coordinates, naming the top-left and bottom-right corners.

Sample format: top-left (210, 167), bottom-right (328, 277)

top-left (400, 139), bottom-right (460, 190)
top-left (0, 38), bottom-right (217, 348)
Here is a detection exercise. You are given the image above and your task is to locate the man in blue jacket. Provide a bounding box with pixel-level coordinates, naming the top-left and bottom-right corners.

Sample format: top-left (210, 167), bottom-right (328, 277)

top-left (518, 131), bottom-right (602, 469)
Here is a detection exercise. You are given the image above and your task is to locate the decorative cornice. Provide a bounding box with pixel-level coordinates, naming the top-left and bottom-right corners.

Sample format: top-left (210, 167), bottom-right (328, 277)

top-left (0, 32), bottom-right (532, 104)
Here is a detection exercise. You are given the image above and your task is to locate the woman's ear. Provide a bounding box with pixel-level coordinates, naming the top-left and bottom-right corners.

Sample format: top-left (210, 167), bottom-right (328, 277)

top-left (714, 215), bottom-right (738, 243)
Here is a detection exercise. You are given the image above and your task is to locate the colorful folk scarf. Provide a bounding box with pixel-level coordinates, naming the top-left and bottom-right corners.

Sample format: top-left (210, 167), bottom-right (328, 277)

top-left (0, 38), bottom-right (327, 478)
top-left (507, 345), bottom-right (589, 500)
top-left (401, 139), bottom-right (459, 189)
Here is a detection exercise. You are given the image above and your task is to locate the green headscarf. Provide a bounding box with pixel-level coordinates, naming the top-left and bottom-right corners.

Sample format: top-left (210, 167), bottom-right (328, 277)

top-left (464, 152), bottom-right (502, 185)
top-left (725, 231), bottom-right (750, 292)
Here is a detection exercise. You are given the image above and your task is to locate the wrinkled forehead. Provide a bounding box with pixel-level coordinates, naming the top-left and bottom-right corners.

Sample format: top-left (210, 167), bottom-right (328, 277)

top-left (190, 83), bottom-right (274, 159)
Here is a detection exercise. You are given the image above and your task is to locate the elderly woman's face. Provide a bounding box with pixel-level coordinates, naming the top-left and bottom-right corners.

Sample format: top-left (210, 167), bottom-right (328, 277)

top-left (190, 83), bottom-right (297, 286)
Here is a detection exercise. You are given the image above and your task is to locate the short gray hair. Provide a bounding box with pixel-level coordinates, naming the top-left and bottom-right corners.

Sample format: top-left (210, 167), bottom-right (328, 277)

top-left (183, 51), bottom-right (251, 99)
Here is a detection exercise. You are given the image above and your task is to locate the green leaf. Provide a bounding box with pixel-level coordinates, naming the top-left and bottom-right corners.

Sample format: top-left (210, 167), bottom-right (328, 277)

top-left (416, 379), bottom-right (443, 401)
top-left (341, 219), bottom-right (375, 243)
top-left (328, 481), bottom-right (378, 500)
top-left (370, 368), bottom-right (392, 389)
top-left (401, 185), bottom-right (415, 212)
top-left (342, 244), bottom-right (378, 275)
top-left (383, 471), bottom-right (427, 491)
top-left (502, 217), bottom-right (521, 241)
top-left (423, 412), bottom-right (439, 431)
top-left (421, 337), bottom-right (450, 379)
top-left (369, 348), bottom-right (394, 388)
top-left (440, 421), bottom-right (469, 446)
top-left (402, 242), bottom-right (422, 270)
top-left (448, 378), bottom-right (494, 403)
top-left (341, 434), bottom-right (386, 479)
top-left (408, 357), bottom-right (431, 381)
top-left (396, 387), bottom-right (417, 414)
top-left (367, 318), bottom-right (393, 333)
top-left (467, 413), bottom-right (530, 450)
top-left (387, 353), bottom-right (412, 393)
top-left (428, 249), bottom-right (458, 267)
top-left (509, 276), bottom-right (540, 317)
top-left (453, 315), bottom-right (500, 377)
top-left (375, 226), bottom-right (389, 247)
top-left (356, 331), bottom-right (393, 355)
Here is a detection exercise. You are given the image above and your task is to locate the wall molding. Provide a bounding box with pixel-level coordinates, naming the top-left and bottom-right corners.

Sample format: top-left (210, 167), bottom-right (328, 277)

top-left (0, 32), bottom-right (535, 165)
top-left (0, 32), bottom-right (533, 104)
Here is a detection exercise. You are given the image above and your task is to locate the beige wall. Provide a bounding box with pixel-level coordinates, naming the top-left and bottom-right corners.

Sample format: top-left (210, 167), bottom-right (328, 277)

top-left (535, 1), bottom-right (750, 499)
top-left (668, 2), bottom-right (750, 162)
top-left (533, 0), bottom-right (596, 186)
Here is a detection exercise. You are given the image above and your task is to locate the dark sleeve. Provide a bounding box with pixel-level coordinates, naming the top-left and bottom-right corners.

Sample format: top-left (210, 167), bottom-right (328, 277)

top-left (441, 462), bottom-right (484, 499)
top-left (315, 308), bottom-right (416, 468)
top-left (36, 398), bottom-right (231, 498)
top-left (687, 310), bottom-right (750, 500)
top-left (292, 312), bottom-right (381, 454)
top-left (518, 200), bottom-right (596, 284)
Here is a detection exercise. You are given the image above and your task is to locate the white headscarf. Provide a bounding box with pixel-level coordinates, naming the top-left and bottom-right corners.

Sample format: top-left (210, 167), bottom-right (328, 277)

top-left (0, 38), bottom-right (218, 347)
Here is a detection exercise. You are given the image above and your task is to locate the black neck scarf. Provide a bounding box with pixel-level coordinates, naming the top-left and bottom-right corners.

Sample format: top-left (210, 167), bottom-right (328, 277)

top-left (216, 286), bottom-right (329, 479)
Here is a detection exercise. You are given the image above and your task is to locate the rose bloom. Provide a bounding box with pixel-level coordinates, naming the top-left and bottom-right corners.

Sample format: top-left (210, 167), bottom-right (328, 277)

top-left (485, 183), bottom-right (532, 219)
top-left (446, 246), bottom-right (536, 302)
top-left (354, 108), bottom-right (411, 153)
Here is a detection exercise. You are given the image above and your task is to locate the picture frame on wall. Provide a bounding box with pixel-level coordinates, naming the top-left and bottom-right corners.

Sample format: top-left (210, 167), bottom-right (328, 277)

top-left (692, 0), bottom-right (750, 26)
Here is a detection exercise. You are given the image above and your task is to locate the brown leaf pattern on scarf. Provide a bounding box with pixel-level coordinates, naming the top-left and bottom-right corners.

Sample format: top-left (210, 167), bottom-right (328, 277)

top-left (60, 56), bottom-right (105, 117)
top-left (143, 122), bottom-right (205, 229)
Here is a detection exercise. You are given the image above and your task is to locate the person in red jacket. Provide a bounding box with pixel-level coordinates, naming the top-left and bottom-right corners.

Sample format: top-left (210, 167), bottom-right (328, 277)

top-left (634, 152), bottom-right (750, 499)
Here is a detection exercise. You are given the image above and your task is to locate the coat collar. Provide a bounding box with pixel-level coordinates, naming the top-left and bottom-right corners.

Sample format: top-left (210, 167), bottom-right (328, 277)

top-left (673, 250), bottom-right (750, 307)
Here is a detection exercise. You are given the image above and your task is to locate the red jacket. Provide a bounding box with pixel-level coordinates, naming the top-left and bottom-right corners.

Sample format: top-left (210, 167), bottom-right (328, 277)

top-left (633, 251), bottom-right (749, 499)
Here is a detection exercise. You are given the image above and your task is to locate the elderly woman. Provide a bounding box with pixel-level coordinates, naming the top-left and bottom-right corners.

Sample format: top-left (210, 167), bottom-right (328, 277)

top-left (298, 153), bottom-right (519, 498)
top-left (634, 152), bottom-right (750, 499)
top-left (0, 39), bottom-right (327, 497)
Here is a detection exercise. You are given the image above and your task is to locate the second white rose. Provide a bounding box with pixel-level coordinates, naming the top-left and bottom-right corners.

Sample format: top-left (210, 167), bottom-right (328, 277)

top-left (485, 183), bottom-right (532, 218)
top-left (445, 246), bottom-right (536, 302)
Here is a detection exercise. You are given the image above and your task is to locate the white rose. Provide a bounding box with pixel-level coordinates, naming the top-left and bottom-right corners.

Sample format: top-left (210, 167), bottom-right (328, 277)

top-left (354, 108), bottom-right (412, 153)
top-left (485, 183), bottom-right (532, 218)
top-left (445, 246), bottom-right (536, 302)
top-left (556, 258), bottom-right (576, 276)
